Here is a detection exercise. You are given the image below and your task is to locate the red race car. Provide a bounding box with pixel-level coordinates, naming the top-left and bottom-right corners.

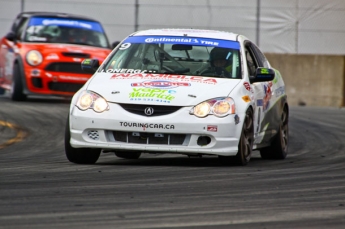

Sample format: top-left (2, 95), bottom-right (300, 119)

top-left (0, 12), bottom-right (114, 101)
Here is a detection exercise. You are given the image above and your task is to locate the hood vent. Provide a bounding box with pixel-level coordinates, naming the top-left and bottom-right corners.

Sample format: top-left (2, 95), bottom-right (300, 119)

top-left (61, 52), bottom-right (90, 58)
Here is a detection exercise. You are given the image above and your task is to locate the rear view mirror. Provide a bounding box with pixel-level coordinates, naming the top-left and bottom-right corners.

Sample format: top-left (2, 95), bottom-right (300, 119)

top-left (250, 67), bottom-right (275, 83)
top-left (81, 59), bottom-right (100, 73)
top-left (172, 44), bottom-right (192, 50)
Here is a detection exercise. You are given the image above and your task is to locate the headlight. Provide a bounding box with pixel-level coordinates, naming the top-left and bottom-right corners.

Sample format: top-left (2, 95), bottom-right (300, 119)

top-left (76, 91), bottom-right (109, 113)
top-left (193, 102), bottom-right (211, 118)
top-left (26, 50), bottom-right (43, 66)
top-left (93, 97), bottom-right (108, 113)
top-left (190, 97), bottom-right (235, 118)
top-left (78, 93), bottom-right (93, 110)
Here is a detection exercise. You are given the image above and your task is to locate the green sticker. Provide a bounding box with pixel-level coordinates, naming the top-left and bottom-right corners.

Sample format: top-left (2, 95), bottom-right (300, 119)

top-left (83, 59), bottom-right (91, 64)
top-left (273, 70), bottom-right (280, 83)
top-left (261, 68), bottom-right (269, 74)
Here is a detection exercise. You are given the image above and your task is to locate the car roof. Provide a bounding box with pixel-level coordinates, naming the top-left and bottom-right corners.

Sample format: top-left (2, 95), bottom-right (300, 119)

top-left (17, 11), bottom-right (100, 22)
top-left (132, 28), bottom-right (242, 41)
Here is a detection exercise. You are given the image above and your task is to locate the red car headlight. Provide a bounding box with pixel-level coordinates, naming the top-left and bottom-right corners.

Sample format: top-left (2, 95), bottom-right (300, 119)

top-left (26, 50), bottom-right (43, 66)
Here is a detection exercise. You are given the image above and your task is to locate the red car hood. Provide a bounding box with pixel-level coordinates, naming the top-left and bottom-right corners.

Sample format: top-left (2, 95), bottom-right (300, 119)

top-left (18, 42), bottom-right (111, 60)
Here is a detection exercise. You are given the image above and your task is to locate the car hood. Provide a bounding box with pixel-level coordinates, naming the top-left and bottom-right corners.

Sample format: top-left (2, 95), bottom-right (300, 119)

top-left (19, 43), bottom-right (111, 60)
top-left (86, 73), bottom-right (242, 106)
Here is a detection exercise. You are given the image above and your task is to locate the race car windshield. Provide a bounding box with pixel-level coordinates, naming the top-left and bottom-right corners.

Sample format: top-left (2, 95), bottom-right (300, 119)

top-left (103, 36), bottom-right (241, 79)
top-left (24, 17), bottom-right (109, 48)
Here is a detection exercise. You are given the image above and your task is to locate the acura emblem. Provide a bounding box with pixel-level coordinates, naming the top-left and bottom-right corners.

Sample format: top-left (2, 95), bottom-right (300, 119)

top-left (144, 107), bottom-right (154, 116)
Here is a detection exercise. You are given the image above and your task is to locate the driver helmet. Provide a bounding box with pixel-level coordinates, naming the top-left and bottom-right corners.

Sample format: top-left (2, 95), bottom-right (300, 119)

top-left (209, 47), bottom-right (233, 76)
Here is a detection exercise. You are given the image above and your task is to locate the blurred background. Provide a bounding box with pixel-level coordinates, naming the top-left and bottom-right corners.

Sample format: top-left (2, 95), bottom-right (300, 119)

top-left (1, 0), bottom-right (345, 107)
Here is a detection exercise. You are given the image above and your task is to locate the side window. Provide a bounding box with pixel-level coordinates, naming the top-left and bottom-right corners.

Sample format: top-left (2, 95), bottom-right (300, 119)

top-left (251, 44), bottom-right (270, 68)
top-left (10, 16), bottom-right (22, 32)
top-left (245, 46), bottom-right (258, 76)
top-left (14, 17), bottom-right (28, 40)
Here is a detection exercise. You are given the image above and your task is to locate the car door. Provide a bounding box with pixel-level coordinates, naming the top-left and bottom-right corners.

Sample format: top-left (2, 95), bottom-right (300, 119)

top-left (244, 41), bottom-right (273, 145)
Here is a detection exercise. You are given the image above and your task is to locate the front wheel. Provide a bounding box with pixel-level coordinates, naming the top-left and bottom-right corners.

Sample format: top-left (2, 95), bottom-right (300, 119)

top-left (219, 109), bottom-right (254, 166)
top-left (115, 151), bottom-right (141, 159)
top-left (0, 87), bottom-right (5, 95)
top-left (260, 105), bottom-right (289, 159)
top-left (64, 116), bottom-right (101, 164)
top-left (11, 64), bottom-right (27, 101)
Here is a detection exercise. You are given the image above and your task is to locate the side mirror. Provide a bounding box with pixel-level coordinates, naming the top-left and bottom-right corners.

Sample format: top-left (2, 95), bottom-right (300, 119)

top-left (112, 41), bottom-right (120, 49)
top-left (250, 67), bottom-right (275, 83)
top-left (5, 31), bottom-right (16, 41)
top-left (81, 59), bottom-right (100, 73)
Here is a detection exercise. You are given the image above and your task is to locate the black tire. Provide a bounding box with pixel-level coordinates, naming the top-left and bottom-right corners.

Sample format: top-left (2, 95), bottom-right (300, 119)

top-left (219, 108), bottom-right (254, 166)
top-left (115, 151), bottom-right (141, 159)
top-left (260, 105), bottom-right (289, 160)
top-left (64, 116), bottom-right (101, 164)
top-left (0, 87), bottom-right (5, 95)
top-left (11, 64), bottom-right (27, 101)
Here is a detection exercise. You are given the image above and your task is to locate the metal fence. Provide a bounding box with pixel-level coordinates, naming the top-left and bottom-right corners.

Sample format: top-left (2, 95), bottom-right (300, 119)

top-left (1, 0), bottom-right (344, 54)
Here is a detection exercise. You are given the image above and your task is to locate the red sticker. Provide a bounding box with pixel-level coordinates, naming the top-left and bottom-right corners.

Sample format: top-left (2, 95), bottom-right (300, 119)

top-left (207, 125), bottom-right (218, 132)
top-left (243, 82), bottom-right (251, 91)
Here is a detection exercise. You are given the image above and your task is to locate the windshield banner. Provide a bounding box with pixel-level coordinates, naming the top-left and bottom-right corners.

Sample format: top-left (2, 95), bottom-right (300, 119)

top-left (123, 36), bottom-right (240, 49)
top-left (28, 17), bottom-right (104, 32)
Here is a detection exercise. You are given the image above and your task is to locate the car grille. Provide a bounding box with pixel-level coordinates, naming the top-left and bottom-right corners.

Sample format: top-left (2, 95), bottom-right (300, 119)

top-left (119, 104), bottom-right (182, 116)
top-left (112, 131), bottom-right (188, 145)
top-left (45, 62), bottom-right (89, 74)
top-left (48, 82), bottom-right (84, 92)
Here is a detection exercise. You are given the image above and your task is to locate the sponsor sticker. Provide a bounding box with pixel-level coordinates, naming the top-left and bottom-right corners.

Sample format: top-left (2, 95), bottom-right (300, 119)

top-left (30, 69), bottom-right (40, 77)
top-left (122, 36), bottom-right (241, 49)
top-left (243, 82), bottom-right (254, 93)
top-left (28, 17), bottom-right (104, 32)
top-left (59, 75), bottom-right (89, 81)
top-left (129, 88), bottom-right (176, 103)
top-left (207, 125), bottom-right (218, 132)
top-left (46, 53), bottom-right (59, 60)
top-left (274, 86), bottom-right (285, 97)
top-left (110, 73), bottom-right (217, 84)
top-left (102, 69), bottom-right (153, 74)
top-left (260, 68), bottom-right (269, 74)
top-left (243, 82), bottom-right (251, 91)
top-left (131, 80), bottom-right (191, 89)
top-left (257, 99), bottom-right (263, 106)
top-left (120, 122), bottom-right (175, 131)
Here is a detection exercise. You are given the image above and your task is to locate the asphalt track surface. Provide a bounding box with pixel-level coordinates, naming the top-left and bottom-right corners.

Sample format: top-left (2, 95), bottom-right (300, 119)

top-left (0, 95), bottom-right (345, 229)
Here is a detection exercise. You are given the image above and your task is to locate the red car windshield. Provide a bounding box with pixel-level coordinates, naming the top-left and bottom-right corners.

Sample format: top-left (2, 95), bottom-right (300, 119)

top-left (24, 16), bottom-right (109, 48)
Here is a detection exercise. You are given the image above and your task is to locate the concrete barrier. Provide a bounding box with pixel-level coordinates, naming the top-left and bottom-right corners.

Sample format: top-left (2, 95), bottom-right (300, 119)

top-left (265, 54), bottom-right (345, 107)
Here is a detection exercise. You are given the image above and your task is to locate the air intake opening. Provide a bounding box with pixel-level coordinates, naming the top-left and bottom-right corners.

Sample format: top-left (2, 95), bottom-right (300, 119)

top-left (87, 130), bottom-right (99, 140)
top-left (197, 136), bottom-right (211, 146)
top-left (31, 77), bottom-right (43, 88)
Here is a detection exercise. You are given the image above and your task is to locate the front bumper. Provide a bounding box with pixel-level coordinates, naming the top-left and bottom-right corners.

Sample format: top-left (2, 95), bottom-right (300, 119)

top-left (69, 103), bottom-right (244, 156)
top-left (24, 66), bottom-right (90, 96)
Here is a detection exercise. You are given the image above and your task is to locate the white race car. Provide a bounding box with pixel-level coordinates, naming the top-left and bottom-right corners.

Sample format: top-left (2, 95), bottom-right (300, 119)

top-left (65, 28), bottom-right (289, 166)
